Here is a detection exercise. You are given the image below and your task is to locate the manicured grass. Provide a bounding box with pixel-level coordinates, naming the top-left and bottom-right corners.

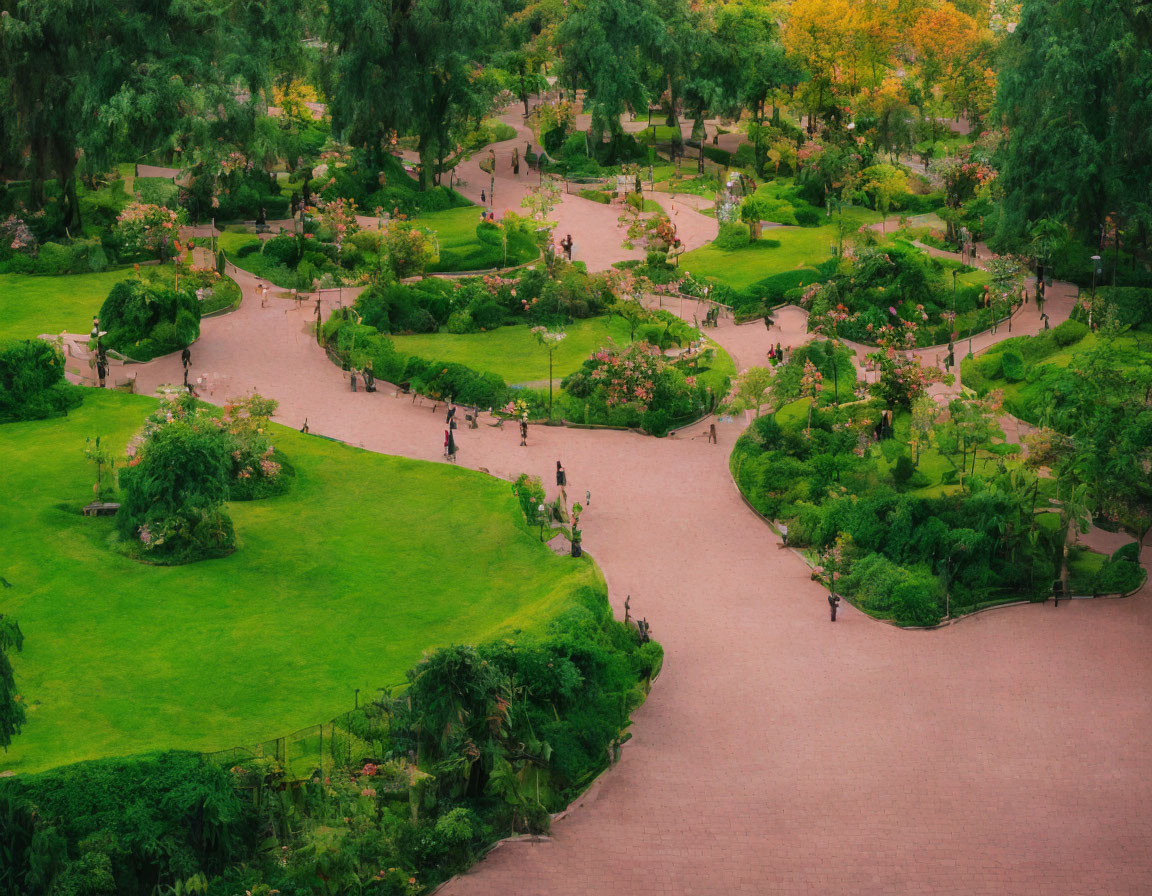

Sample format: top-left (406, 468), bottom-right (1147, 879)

top-left (392, 316), bottom-right (635, 384)
top-left (680, 207), bottom-right (880, 292)
top-left (0, 270), bottom-right (135, 341)
top-left (0, 390), bottom-right (600, 774)
top-left (418, 206), bottom-right (539, 272)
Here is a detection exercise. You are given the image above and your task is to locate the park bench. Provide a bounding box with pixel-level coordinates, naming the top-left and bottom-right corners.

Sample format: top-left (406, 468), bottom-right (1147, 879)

top-left (82, 502), bottom-right (120, 517)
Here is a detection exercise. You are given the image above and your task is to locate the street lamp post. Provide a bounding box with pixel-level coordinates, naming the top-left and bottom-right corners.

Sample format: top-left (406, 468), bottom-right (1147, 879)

top-left (1090, 254), bottom-right (1102, 328)
top-left (537, 503), bottom-right (547, 541)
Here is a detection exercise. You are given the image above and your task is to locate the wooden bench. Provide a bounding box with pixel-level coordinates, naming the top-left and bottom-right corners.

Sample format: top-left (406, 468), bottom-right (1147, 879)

top-left (82, 502), bottom-right (120, 517)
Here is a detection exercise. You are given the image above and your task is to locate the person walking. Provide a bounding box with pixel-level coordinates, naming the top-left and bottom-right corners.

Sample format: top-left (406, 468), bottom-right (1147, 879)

top-left (446, 427), bottom-right (458, 462)
top-left (556, 461), bottom-right (566, 488)
top-left (446, 403), bottom-right (456, 426)
top-left (96, 358), bottom-right (107, 388)
top-left (481, 189), bottom-right (486, 205)
top-left (519, 418), bottom-right (528, 446)
top-left (181, 346), bottom-right (191, 371)
top-left (828, 593), bottom-right (840, 622)
top-left (708, 422), bottom-right (717, 444)
top-left (349, 368), bottom-right (358, 392)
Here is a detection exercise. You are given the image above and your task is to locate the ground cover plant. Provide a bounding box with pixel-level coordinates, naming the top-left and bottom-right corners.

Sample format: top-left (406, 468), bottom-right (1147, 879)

top-left (0, 389), bottom-right (603, 775)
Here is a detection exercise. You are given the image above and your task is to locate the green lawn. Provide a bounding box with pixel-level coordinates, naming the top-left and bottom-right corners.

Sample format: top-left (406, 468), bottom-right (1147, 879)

top-left (392, 316), bottom-right (635, 384)
top-left (418, 206), bottom-right (539, 272)
top-left (0, 390), bottom-right (600, 774)
top-left (0, 270), bottom-right (135, 341)
top-left (680, 207), bottom-right (880, 292)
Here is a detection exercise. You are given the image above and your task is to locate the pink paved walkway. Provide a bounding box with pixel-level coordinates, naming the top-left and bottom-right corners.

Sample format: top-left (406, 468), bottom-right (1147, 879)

top-left (124, 259), bottom-right (1152, 895)
top-left (450, 104), bottom-right (716, 271)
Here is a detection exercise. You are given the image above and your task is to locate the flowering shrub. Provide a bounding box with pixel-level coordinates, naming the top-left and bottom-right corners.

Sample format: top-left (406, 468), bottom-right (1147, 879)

top-left (308, 195), bottom-right (360, 248)
top-left (865, 321), bottom-right (946, 407)
top-left (114, 202), bottom-right (183, 260)
top-left (562, 341), bottom-right (715, 435)
top-left (0, 215), bottom-right (37, 256)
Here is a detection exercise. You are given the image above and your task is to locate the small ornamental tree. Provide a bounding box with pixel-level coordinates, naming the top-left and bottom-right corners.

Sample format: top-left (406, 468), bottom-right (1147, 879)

top-left (0, 615), bottom-right (26, 751)
top-left (382, 219), bottom-right (432, 280)
top-left (115, 203), bottom-right (182, 261)
top-left (860, 164), bottom-right (909, 227)
top-left (309, 196), bottom-right (360, 252)
top-left (866, 321), bottom-right (944, 408)
top-left (909, 394), bottom-right (939, 466)
top-left (521, 181), bottom-right (562, 272)
top-left (726, 366), bottom-right (775, 417)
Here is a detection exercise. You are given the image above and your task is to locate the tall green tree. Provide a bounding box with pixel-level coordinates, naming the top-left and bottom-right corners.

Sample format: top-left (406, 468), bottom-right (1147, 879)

top-left (555, 0), bottom-right (663, 152)
top-left (994, 0), bottom-right (1152, 244)
top-left (327, 0), bottom-right (503, 189)
top-left (0, 0), bottom-right (303, 231)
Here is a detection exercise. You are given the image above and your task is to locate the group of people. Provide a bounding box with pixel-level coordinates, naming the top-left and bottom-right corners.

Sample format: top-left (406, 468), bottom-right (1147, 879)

top-left (348, 361), bottom-right (376, 393)
top-left (767, 343), bottom-right (787, 365)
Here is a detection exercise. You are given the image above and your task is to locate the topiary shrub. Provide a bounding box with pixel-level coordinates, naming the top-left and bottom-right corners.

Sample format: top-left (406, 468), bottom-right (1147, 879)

top-left (714, 222), bottom-right (751, 250)
top-left (98, 277), bottom-right (201, 361)
top-left (999, 349), bottom-right (1026, 382)
top-left (0, 339), bottom-right (82, 422)
top-left (892, 453), bottom-right (915, 485)
top-left (1052, 318), bottom-right (1088, 347)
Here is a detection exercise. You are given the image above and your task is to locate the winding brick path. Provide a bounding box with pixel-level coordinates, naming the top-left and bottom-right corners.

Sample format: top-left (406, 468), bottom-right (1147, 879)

top-left (124, 255), bottom-right (1152, 894)
top-left (123, 116), bottom-right (1152, 892)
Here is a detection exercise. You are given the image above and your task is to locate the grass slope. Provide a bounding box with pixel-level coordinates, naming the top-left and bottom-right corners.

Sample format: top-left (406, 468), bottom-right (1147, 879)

top-left (392, 316), bottom-right (634, 385)
top-left (0, 390), bottom-right (599, 774)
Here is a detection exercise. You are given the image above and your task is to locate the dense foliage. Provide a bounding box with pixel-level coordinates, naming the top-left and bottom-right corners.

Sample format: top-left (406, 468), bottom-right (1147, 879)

top-left (0, 339), bottom-right (81, 423)
top-left (116, 394), bottom-right (291, 562)
top-left (994, 0), bottom-right (1152, 246)
top-left (97, 277), bottom-right (201, 362)
top-left (732, 404), bottom-right (1068, 626)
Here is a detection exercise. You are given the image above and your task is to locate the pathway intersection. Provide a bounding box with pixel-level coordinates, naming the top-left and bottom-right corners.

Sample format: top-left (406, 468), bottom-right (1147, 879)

top-left (123, 128), bottom-right (1152, 894)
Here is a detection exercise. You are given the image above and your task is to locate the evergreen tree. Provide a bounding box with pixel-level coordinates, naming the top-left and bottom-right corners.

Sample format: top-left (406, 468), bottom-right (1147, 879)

top-left (994, 0), bottom-right (1152, 245)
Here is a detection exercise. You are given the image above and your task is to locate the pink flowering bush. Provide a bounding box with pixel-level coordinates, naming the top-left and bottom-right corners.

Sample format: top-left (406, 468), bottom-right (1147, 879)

top-left (561, 342), bottom-right (714, 435)
top-left (114, 202), bottom-right (184, 260)
top-left (0, 214), bottom-right (37, 256)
